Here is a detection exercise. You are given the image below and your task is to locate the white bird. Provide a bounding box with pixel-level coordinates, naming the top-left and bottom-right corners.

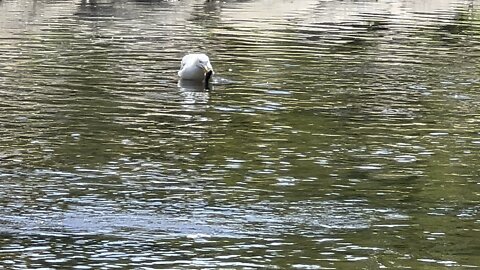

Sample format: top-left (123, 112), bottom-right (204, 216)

top-left (178, 54), bottom-right (214, 86)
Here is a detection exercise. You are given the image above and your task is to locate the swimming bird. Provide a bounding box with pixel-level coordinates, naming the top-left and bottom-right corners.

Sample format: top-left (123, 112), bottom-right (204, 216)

top-left (178, 53), bottom-right (214, 88)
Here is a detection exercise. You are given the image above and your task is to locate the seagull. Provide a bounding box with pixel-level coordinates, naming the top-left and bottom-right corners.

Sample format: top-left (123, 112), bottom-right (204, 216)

top-left (178, 53), bottom-right (214, 88)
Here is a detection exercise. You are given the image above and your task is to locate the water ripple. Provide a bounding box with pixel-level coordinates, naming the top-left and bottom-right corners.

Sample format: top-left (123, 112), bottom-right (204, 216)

top-left (1, 0), bottom-right (479, 268)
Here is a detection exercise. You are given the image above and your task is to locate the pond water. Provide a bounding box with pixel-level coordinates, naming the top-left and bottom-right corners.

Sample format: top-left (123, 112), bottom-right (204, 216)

top-left (1, 0), bottom-right (479, 268)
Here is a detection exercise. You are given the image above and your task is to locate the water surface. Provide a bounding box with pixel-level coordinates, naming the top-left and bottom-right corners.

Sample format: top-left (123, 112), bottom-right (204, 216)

top-left (1, 0), bottom-right (479, 269)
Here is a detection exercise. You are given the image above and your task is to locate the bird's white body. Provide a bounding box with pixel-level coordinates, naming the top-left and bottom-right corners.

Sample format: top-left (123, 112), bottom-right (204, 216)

top-left (178, 54), bottom-right (214, 81)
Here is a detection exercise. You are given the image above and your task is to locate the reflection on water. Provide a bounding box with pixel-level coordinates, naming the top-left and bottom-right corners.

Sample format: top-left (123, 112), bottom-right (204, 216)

top-left (1, 0), bottom-right (479, 269)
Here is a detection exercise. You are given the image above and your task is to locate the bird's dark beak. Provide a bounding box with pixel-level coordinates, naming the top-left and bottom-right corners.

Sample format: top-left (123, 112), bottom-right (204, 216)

top-left (204, 70), bottom-right (213, 89)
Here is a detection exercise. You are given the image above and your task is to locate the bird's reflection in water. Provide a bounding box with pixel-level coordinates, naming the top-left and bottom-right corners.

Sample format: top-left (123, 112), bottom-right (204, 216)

top-left (177, 79), bottom-right (212, 111)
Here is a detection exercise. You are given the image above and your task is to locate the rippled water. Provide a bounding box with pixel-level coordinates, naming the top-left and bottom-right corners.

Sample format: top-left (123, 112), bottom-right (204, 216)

top-left (1, 0), bottom-right (479, 268)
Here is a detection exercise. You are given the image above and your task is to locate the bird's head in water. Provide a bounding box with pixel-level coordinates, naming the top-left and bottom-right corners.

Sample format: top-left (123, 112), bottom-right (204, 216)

top-left (196, 57), bottom-right (214, 89)
top-left (196, 56), bottom-right (213, 72)
top-left (204, 69), bottom-right (213, 89)
top-left (178, 53), bottom-right (214, 89)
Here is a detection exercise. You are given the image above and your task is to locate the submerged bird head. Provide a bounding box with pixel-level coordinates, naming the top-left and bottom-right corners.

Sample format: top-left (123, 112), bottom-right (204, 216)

top-left (196, 56), bottom-right (213, 75)
top-left (204, 69), bottom-right (213, 89)
top-left (178, 53), bottom-right (214, 89)
top-left (195, 55), bottom-right (214, 89)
